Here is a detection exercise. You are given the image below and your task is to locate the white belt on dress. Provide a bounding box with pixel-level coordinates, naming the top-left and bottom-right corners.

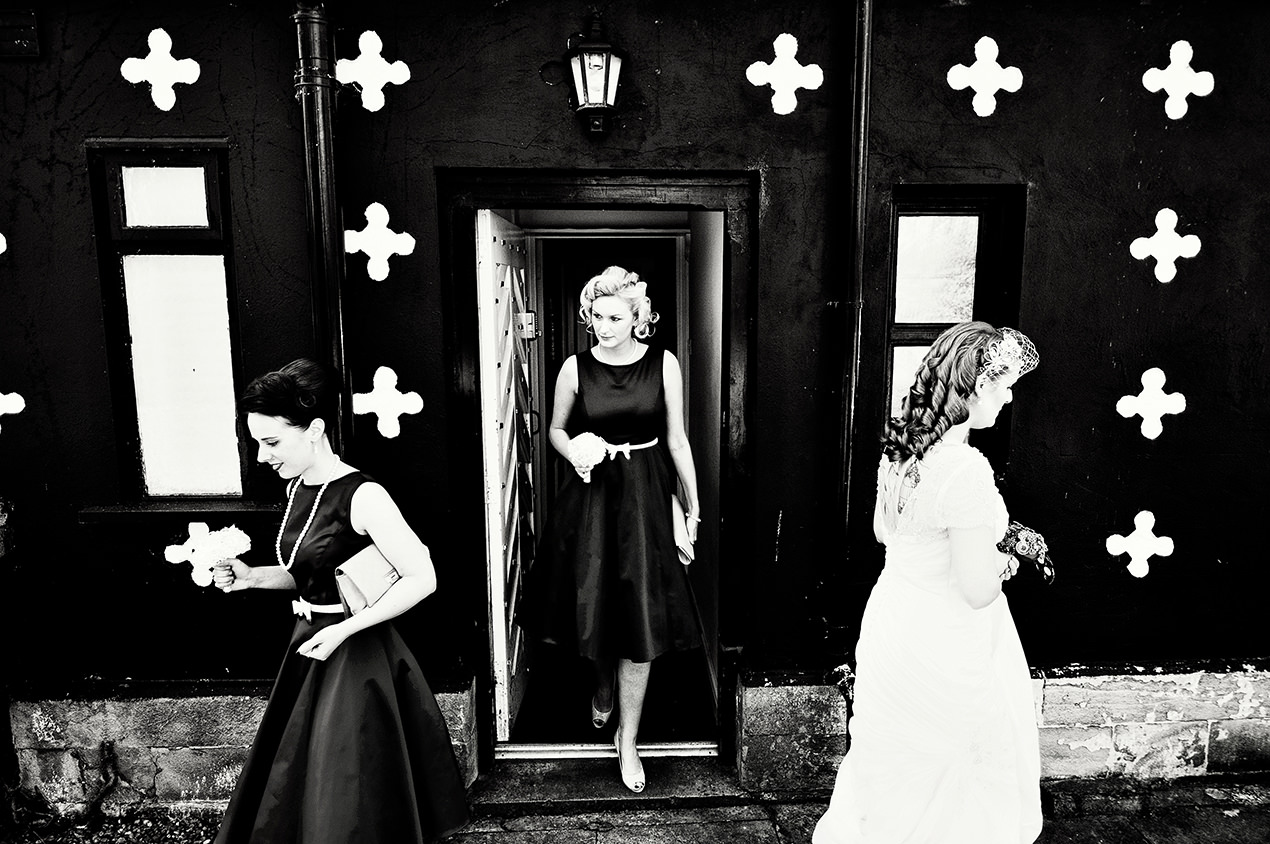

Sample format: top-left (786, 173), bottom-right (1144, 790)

top-left (602, 437), bottom-right (658, 460)
top-left (292, 597), bottom-right (344, 622)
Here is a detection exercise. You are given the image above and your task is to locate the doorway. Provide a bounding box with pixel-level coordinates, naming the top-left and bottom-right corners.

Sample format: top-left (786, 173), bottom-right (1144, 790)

top-left (441, 170), bottom-right (756, 765)
top-left (476, 209), bottom-right (721, 757)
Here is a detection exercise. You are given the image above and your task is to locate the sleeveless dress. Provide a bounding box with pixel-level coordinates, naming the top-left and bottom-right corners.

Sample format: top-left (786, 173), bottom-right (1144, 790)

top-left (814, 443), bottom-right (1042, 844)
top-left (519, 349), bottom-right (700, 662)
top-left (215, 472), bottom-right (469, 844)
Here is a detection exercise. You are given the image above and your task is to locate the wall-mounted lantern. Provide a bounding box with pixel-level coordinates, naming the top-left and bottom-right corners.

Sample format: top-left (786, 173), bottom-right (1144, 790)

top-left (566, 13), bottom-right (623, 134)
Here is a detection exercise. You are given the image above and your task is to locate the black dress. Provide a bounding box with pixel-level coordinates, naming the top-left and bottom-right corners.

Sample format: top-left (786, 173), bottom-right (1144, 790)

top-left (520, 349), bottom-right (700, 663)
top-left (215, 472), bottom-right (469, 844)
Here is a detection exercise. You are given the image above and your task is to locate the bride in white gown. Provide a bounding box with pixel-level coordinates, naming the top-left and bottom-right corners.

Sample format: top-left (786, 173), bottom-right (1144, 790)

top-left (814, 322), bottom-right (1044, 844)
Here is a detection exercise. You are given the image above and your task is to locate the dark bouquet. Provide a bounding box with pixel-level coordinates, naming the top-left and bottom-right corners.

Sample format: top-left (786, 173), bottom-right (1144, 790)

top-left (996, 521), bottom-right (1054, 584)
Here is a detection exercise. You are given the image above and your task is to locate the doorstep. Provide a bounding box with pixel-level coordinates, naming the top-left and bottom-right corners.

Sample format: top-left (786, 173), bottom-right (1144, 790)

top-left (468, 756), bottom-right (763, 815)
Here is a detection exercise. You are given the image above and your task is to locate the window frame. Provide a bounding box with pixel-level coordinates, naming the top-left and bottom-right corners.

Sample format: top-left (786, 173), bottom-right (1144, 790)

top-left (883, 187), bottom-right (1026, 466)
top-left (86, 139), bottom-right (248, 503)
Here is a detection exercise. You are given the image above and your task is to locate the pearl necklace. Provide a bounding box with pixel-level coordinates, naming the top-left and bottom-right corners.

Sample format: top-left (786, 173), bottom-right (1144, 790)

top-left (275, 459), bottom-right (340, 570)
top-left (595, 341), bottom-right (642, 366)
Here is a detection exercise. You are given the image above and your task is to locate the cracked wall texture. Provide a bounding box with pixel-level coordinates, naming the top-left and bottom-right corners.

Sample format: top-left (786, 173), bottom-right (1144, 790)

top-left (10, 687), bottom-right (477, 813)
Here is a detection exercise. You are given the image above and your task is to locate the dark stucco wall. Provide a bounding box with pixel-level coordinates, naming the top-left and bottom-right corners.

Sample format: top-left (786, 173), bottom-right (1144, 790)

top-left (329, 0), bottom-right (853, 678)
top-left (0, 0), bottom-right (855, 692)
top-left (0, 3), bottom-right (314, 687)
top-left (3, 0), bottom-right (1262, 703)
top-left (840, 0), bottom-right (1268, 669)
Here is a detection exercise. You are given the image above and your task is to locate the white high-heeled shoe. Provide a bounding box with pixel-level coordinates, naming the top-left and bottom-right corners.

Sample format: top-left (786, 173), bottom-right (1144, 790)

top-left (614, 727), bottom-right (645, 793)
top-left (591, 695), bottom-right (614, 729)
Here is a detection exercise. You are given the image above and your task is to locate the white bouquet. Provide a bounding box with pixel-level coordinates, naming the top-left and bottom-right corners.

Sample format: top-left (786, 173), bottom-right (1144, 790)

top-left (567, 432), bottom-right (609, 483)
top-left (165, 522), bottom-right (252, 587)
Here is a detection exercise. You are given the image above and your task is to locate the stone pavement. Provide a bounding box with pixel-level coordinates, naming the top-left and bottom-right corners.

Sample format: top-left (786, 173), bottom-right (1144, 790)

top-left (445, 758), bottom-right (1270, 844)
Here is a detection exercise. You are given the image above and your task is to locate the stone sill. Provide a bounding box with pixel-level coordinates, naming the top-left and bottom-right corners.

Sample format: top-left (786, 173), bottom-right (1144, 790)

top-left (77, 500), bottom-right (281, 525)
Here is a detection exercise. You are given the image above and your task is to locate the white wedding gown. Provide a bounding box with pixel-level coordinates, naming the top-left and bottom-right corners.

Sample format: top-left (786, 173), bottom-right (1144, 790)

top-left (814, 442), bottom-right (1042, 844)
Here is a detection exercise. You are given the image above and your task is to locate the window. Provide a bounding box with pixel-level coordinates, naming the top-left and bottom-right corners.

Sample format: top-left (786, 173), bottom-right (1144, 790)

top-left (885, 186), bottom-right (1026, 420)
top-left (87, 142), bottom-right (243, 498)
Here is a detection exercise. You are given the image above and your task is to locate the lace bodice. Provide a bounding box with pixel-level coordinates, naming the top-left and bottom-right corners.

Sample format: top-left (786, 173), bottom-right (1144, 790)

top-left (877, 442), bottom-right (1008, 540)
top-left (874, 443), bottom-right (1009, 594)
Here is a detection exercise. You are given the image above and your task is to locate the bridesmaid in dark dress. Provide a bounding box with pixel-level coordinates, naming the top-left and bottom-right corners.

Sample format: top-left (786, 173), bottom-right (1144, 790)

top-left (520, 266), bottom-right (702, 793)
top-left (211, 359), bottom-right (469, 843)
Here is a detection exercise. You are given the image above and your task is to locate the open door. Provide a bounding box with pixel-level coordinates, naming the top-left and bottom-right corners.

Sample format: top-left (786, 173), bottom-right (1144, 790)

top-left (475, 209), bottom-right (538, 742)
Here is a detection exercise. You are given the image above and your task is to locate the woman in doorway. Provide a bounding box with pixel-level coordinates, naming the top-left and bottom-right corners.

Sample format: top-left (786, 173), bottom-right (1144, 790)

top-left (520, 266), bottom-right (702, 793)
top-left (814, 322), bottom-right (1043, 844)
top-left (211, 359), bottom-right (469, 843)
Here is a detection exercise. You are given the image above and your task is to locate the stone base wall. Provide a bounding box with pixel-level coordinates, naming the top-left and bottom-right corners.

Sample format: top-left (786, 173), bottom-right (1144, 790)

top-left (736, 681), bottom-right (849, 792)
top-left (736, 668), bottom-right (1270, 792)
top-left (8, 683), bottom-right (478, 815)
top-left (1038, 670), bottom-right (1270, 779)
top-left (13, 668), bottom-right (1269, 810)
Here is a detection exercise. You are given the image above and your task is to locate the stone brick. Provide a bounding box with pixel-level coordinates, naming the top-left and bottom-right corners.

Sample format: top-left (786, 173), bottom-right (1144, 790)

top-left (436, 687), bottom-right (477, 786)
top-left (437, 687), bottom-right (475, 739)
top-left (1113, 721), bottom-right (1207, 778)
top-left (1042, 671), bottom-right (1270, 726)
top-left (738, 731), bottom-right (845, 792)
top-left (450, 739), bottom-right (478, 789)
top-left (739, 685), bottom-right (847, 737)
top-left (1038, 725), bottom-right (1121, 778)
top-left (17, 748), bottom-right (86, 805)
top-left (153, 746), bottom-right (248, 802)
top-left (9, 700), bottom-right (116, 749)
top-left (1208, 718), bottom-right (1270, 774)
top-left (109, 696), bottom-right (265, 747)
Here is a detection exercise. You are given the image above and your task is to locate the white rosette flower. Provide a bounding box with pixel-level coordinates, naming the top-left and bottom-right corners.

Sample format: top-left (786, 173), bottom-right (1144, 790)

top-left (165, 523), bottom-right (252, 586)
top-left (567, 432), bottom-right (609, 483)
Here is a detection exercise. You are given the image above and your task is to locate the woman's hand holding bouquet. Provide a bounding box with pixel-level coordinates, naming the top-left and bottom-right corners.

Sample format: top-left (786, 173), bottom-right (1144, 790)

top-left (567, 432), bottom-right (609, 482)
top-left (996, 521), bottom-right (1054, 584)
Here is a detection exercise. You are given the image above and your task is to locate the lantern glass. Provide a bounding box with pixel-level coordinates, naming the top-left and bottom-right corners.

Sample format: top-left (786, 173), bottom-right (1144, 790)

top-left (605, 55), bottom-right (622, 106)
top-left (570, 47), bottom-right (615, 108)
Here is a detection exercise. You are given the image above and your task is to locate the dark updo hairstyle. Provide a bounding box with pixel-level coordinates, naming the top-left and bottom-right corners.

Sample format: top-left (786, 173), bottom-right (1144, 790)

top-left (238, 358), bottom-right (337, 434)
top-left (881, 321), bottom-right (1001, 463)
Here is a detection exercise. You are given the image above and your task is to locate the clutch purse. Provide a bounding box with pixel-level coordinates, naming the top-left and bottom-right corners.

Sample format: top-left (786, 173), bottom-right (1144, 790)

top-left (671, 495), bottom-right (695, 566)
top-left (334, 543), bottom-right (401, 615)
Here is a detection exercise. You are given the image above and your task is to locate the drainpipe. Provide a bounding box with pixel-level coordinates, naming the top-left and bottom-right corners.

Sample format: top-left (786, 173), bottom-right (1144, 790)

top-left (293, 2), bottom-right (349, 452)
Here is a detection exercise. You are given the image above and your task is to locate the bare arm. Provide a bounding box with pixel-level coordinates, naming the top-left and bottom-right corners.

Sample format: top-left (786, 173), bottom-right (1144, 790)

top-left (548, 356), bottom-right (587, 466)
top-left (662, 352), bottom-right (700, 540)
top-left (295, 482), bottom-right (440, 659)
top-left (873, 494), bottom-right (887, 544)
top-left (215, 560), bottom-right (296, 592)
top-left (948, 524), bottom-right (1012, 609)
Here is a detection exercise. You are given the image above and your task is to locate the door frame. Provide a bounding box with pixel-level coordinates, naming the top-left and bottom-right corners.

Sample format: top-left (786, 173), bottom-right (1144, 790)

top-left (437, 169), bottom-right (758, 768)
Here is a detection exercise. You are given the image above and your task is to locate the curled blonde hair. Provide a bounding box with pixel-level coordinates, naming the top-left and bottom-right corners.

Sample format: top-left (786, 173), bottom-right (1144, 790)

top-left (578, 266), bottom-right (659, 339)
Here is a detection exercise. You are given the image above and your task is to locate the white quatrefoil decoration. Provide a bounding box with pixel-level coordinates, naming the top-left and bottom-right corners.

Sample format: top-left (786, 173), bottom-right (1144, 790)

top-left (947, 36), bottom-right (1022, 117)
top-left (1143, 41), bottom-right (1213, 120)
top-left (119, 29), bottom-right (200, 111)
top-left (345, 203), bottom-right (415, 281)
top-left (1117, 368), bottom-right (1186, 440)
top-left (1107, 511), bottom-right (1174, 578)
top-left (0, 391), bottom-right (25, 434)
top-left (1130, 208), bottom-right (1201, 283)
top-left (335, 31), bottom-right (411, 112)
top-left (353, 367), bottom-right (423, 438)
top-left (745, 34), bottom-right (824, 115)
top-left (0, 232), bottom-right (7, 254)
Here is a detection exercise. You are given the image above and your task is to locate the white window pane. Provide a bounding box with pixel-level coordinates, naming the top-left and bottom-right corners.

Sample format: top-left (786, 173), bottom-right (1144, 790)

top-left (122, 254), bottom-right (241, 495)
top-left (121, 166), bottom-right (209, 228)
top-left (890, 345), bottom-right (930, 418)
top-left (895, 215), bottom-right (977, 322)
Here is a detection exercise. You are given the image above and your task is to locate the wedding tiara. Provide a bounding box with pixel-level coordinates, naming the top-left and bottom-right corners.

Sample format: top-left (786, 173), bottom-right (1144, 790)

top-left (979, 327), bottom-right (1038, 385)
